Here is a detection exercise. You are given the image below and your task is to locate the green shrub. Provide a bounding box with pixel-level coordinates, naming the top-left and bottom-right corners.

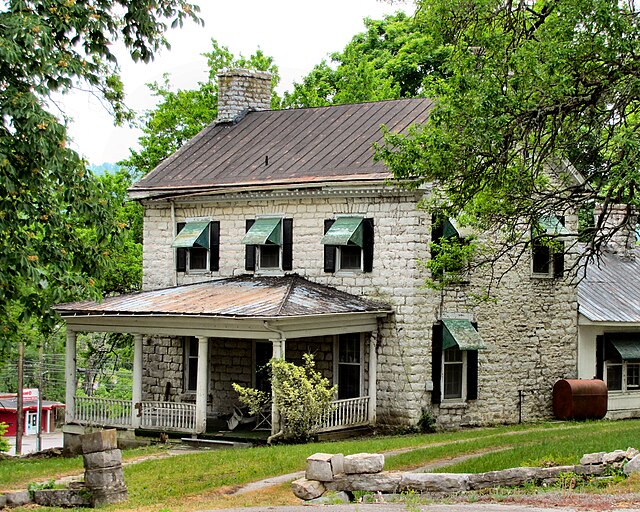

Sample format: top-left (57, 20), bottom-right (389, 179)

top-left (233, 353), bottom-right (336, 443)
top-left (0, 422), bottom-right (9, 453)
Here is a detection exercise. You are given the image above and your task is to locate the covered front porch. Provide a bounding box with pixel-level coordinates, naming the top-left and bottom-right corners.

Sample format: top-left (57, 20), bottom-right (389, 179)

top-left (55, 276), bottom-right (392, 442)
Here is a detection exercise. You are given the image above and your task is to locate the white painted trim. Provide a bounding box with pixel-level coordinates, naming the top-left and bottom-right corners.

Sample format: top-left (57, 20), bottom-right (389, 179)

top-left (195, 337), bottom-right (209, 434)
top-left (59, 312), bottom-right (387, 339)
top-left (131, 334), bottom-right (143, 429)
top-left (65, 329), bottom-right (77, 423)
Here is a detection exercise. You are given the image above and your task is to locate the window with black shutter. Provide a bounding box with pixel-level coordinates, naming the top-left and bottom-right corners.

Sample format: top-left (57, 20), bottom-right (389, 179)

top-left (432, 320), bottom-right (482, 403)
top-left (242, 216), bottom-right (292, 273)
top-left (174, 220), bottom-right (220, 273)
top-left (322, 216), bottom-right (374, 273)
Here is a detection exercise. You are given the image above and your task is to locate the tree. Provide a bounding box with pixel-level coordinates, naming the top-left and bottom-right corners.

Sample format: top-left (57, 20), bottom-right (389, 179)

top-left (376, 0), bottom-right (640, 265)
top-left (0, 1), bottom-right (202, 347)
top-left (121, 40), bottom-right (280, 176)
top-left (282, 12), bottom-right (449, 108)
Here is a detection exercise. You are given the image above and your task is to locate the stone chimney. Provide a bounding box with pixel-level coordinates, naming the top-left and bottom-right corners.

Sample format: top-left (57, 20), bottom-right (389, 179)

top-left (595, 203), bottom-right (638, 259)
top-left (216, 68), bottom-right (272, 123)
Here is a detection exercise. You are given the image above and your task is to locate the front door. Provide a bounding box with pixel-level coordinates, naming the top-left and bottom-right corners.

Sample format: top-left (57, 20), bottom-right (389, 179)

top-left (25, 410), bottom-right (38, 435)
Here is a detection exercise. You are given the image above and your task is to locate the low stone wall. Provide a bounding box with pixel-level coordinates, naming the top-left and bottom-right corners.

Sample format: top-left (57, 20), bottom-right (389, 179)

top-left (293, 448), bottom-right (640, 502)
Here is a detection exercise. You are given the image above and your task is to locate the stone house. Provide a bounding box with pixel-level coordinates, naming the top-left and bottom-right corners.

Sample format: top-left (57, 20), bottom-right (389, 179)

top-left (55, 69), bottom-right (640, 446)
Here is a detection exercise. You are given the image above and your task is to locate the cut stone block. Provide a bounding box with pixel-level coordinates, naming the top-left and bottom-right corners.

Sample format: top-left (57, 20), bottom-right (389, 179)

top-left (624, 454), bottom-right (640, 476)
top-left (580, 451), bottom-right (606, 465)
top-left (5, 490), bottom-right (31, 507)
top-left (84, 467), bottom-right (126, 489)
top-left (401, 472), bottom-right (470, 492)
top-left (91, 487), bottom-right (129, 507)
top-left (328, 472), bottom-right (401, 492)
top-left (81, 429), bottom-right (118, 454)
top-left (306, 453), bottom-right (344, 481)
top-left (308, 490), bottom-right (350, 504)
top-left (343, 453), bottom-right (384, 474)
top-left (291, 478), bottom-right (325, 500)
top-left (83, 448), bottom-right (123, 470)
top-left (33, 488), bottom-right (91, 507)
top-left (603, 450), bottom-right (628, 465)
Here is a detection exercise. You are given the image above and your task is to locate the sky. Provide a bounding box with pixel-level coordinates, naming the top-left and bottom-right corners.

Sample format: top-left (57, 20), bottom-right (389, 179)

top-left (61, 0), bottom-right (412, 166)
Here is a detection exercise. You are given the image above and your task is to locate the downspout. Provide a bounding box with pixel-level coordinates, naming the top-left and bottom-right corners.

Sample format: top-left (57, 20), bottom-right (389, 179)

top-left (171, 200), bottom-right (177, 286)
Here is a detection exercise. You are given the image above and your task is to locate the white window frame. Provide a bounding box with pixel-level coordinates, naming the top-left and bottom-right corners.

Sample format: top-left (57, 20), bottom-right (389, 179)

top-left (336, 245), bottom-right (364, 273)
top-left (334, 214), bottom-right (365, 274)
top-left (333, 333), bottom-right (364, 399)
top-left (177, 217), bottom-right (214, 274)
top-left (255, 215), bottom-right (284, 275)
top-left (441, 346), bottom-right (468, 402)
top-left (605, 360), bottom-right (640, 393)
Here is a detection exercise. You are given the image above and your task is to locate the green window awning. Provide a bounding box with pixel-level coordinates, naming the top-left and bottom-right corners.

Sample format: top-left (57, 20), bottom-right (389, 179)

top-left (321, 217), bottom-right (363, 246)
top-left (539, 215), bottom-right (571, 236)
top-left (172, 221), bottom-right (210, 249)
top-left (609, 337), bottom-right (640, 361)
top-left (442, 319), bottom-right (486, 351)
top-left (242, 217), bottom-right (282, 245)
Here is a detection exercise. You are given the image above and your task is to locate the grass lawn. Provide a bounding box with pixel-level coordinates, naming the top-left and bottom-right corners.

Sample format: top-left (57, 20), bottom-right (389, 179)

top-left (2, 419), bottom-right (640, 511)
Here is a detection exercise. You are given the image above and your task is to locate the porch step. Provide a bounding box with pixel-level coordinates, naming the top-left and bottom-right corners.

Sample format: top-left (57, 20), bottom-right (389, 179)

top-left (179, 437), bottom-right (253, 450)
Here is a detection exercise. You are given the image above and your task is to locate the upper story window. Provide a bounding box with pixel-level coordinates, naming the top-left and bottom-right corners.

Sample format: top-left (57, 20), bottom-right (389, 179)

top-left (531, 215), bottom-right (569, 278)
top-left (243, 217), bottom-right (293, 273)
top-left (430, 215), bottom-right (472, 283)
top-left (322, 216), bottom-right (374, 273)
top-left (174, 220), bottom-right (220, 273)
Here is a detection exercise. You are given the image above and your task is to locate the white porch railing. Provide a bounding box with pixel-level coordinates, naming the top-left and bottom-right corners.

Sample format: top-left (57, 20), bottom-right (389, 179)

top-left (317, 396), bottom-right (370, 432)
top-left (139, 401), bottom-right (197, 432)
top-left (75, 397), bottom-right (133, 428)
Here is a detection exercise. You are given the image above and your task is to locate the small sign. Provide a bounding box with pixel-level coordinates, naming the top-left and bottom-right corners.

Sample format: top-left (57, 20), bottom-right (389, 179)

top-left (23, 388), bottom-right (39, 400)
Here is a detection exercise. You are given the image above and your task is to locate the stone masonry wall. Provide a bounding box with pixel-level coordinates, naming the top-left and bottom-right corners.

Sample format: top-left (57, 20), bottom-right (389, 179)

top-left (141, 189), bottom-right (579, 429)
top-left (142, 336), bottom-right (183, 402)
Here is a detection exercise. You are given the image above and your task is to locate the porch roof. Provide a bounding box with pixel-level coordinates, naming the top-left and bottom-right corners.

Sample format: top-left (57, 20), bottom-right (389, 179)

top-left (54, 275), bottom-right (392, 339)
top-left (55, 275), bottom-right (391, 318)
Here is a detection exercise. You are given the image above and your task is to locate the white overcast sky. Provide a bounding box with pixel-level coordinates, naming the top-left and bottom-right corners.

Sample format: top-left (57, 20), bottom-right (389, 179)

top-left (61, 0), bottom-right (412, 165)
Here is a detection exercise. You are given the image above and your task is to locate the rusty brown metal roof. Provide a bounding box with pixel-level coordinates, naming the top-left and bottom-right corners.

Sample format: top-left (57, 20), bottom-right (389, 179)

top-left (578, 248), bottom-right (640, 323)
top-left (54, 275), bottom-right (393, 318)
top-left (129, 98), bottom-right (434, 198)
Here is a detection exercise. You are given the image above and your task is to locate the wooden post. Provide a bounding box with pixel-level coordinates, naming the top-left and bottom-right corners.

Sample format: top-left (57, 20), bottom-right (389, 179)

top-left (195, 336), bottom-right (209, 434)
top-left (16, 341), bottom-right (24, 455)
top-left (131, 334), bottom-right (143, 429)
top-left (65, 329), bottom-right (77, 424)
top-left (368, 333), bottom-right (377, 425)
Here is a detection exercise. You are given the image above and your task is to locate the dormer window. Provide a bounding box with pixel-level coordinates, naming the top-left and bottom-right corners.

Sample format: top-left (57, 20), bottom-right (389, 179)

top-left (243, 217), bottom-right (293, 273)
top-left (174, 220), bottom-right (220, 273)
top-left (322, 217), bottom-right (374, 273)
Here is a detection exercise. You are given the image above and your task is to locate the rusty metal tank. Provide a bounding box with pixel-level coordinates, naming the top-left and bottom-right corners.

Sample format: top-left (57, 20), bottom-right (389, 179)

top-left (552, 379), bottom-right (608, 420)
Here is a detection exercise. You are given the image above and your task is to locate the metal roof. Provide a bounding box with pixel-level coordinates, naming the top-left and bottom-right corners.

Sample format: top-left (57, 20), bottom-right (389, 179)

top-left (0, 397), bottom-right (65, 411)
top-left (54, 275), bottom-right (393, 319)
top-left (578, 248), bottom-right (640, 323)
top-left (129, 98), bottom-right (434, 198)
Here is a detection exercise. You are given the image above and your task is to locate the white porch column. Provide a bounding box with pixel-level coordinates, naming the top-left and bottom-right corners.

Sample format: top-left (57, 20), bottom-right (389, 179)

top-left (65, 329), bottom-right (77, 423)
top-left (368, 333), bottom-right (377, 424)
top-left (195, 336), bottom-right (209, 434)
top-left (270, 338), bottom-right (285, 436)
top-left (131, 334), bottom-right (144, 429)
